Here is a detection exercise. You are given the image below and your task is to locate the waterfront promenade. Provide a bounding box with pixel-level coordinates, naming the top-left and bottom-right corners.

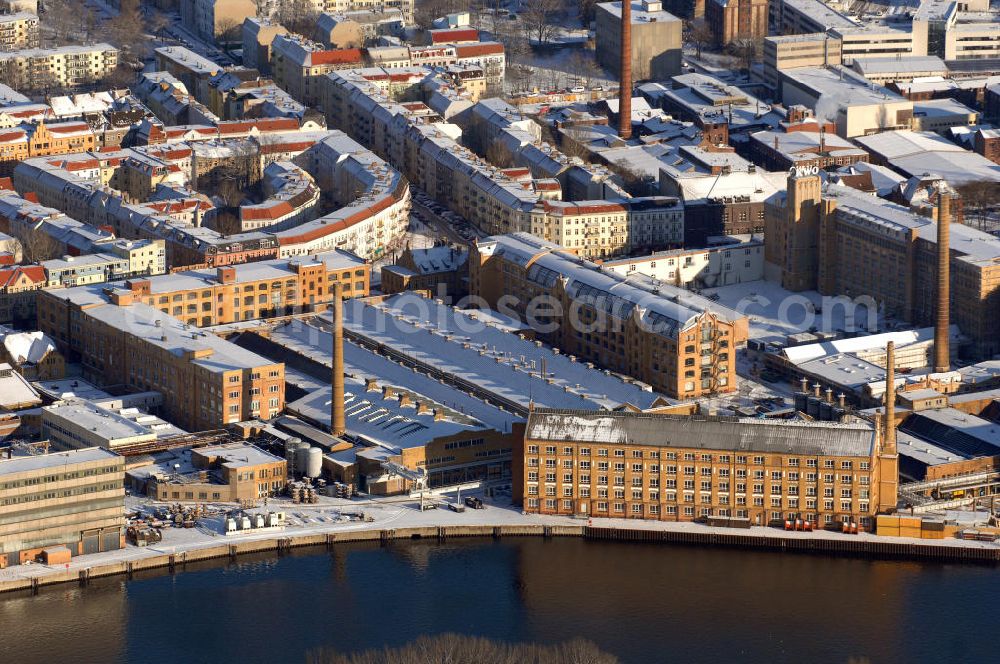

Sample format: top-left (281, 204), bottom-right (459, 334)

top-left (3, 494), bottom-right (999, 594)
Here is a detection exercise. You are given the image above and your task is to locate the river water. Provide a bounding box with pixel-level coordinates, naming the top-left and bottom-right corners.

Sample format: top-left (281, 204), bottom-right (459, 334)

top-left (2, 538), bottom-right (996, 663)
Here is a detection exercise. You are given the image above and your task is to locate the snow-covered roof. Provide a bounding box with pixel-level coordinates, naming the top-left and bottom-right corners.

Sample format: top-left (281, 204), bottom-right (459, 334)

top-left (0, 362), bottom-right (41, 408)
top-left (525, 409), bottom-right (876, 457)
top-left (783, 326), bottom-right (954, 364)
top-left (1, 330), bottom-right (56, 365)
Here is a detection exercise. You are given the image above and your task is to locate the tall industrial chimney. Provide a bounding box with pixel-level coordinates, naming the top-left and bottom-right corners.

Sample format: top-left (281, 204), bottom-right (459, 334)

top-left (619, 0), bottom-right (632, 139)
top-left (331, 281), bottom-right (346, 436)
top-left (934, 187), bottom-right (951, 373)
top-left (884, 341), bottom-right (896, 452)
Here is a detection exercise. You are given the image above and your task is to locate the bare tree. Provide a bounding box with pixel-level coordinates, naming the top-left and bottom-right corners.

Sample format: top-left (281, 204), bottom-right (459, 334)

top-left (216, 17), bottom-right (242, 52)
top-left (413, 0), bottom-right (468, 31)
top-left (0, 59), bottom-right (28, 91)
top-left (728, 38), bottom-right (762, 72)
top-left (578, 0), bottom-right (600, 25)
top-left (110, 0), bottom-right (148, 60)
top-left (609, 158), bottom-right (650, 196)
top-left (521, 0), bottom-right (563, 46)
top-left (956, 182), bottom-right (1000, 232)
top-left (688, 19), bottom-right (714, 59)
top-left (568, 49), bottom-right (601, 88)
top-left (277, 0), bottom-right (321, 35)
top-left (486, 140), bottom-right (516, 168)
top-left (305, 633), bottom-right (620, 664)
top-left (14, 226), bottom-right (61, 263)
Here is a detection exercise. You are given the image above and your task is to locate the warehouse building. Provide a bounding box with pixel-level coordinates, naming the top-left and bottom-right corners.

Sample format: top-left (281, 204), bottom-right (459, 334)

top-left (0, 447), bottom-right (125, 567)
top-left (516, 408), bottom-right (896, 531)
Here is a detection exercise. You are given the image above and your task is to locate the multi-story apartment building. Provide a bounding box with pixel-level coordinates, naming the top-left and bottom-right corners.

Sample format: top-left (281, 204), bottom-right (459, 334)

top-left (39, 249), bottom-right (369, 328)
top-left (241, 16), bottom-right (288, 75)
top-left (0, 120), bottom-right (97, 174)
top-left (0, 12), bottom-right (39, 52)
top-left (179, 0), bottom-right (257, 42)
top-left (0, 264), bottom-right (44, 323)
top-left (766, 171), bottom-right (1000, 357)
top-left (270, 34), bottom-right (363, 108)
top-left (36, 298), bottom-right (286, 431)
top-left (308, 0), bottom-right (414, 24)
top-left (516, 408), bottom-right (896, 531)
top-left (324, 68), bottom-right (680, 260)
top-left (595, 1), bottom-right (683, 81)
top-left (470, 233), bottom-right (748, 399)
top-left (705, 0), bottom-right (767, 46)
top-left (13, 129), bottom-right (410, 265)
top-left (599, 235), bottom-right (765, 289)
top-left (41, 253), bottom-right (131, 288)
top-left (0, 44), bottom-right (118, 91)
top-left (0, 447), bottom-right (125, 567)
top-left (39, 239), bottom-right (164, 288)
top-left (154, 46), bottom-right (222, 103)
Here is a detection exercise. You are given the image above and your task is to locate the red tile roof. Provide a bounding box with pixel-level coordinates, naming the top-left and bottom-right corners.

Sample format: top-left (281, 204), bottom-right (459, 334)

top-left (454, 43), bottom-right (504, 58)
top-left (0, 265), bottom-right (46, 288)
top-left (311, 48), bottom-right (363, 66)
top-left (241, 201), bottom-right (294, 221)
top-left (430, 28), bottom-right (480, 44)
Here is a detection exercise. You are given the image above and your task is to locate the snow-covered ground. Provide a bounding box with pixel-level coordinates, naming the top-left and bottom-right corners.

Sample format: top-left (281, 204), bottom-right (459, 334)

top-left (3, 488), bottom-right (997, 588)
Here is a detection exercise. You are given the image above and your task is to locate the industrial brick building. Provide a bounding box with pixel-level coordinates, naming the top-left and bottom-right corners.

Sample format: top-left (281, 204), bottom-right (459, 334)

top-left (765, 171), bottom-right (1000, 358)
top-left (36, 297), bottom-right (285, 431)
top-left (705, 0), bottom-right (768, 46)
top-left (516, 408), bottom-right (897, 531)
top-left (470, 233), bottom-right (748, 399)
top-left (595, 1), bottom-right (683, 82)
top-left (0, 447), bottom-right (125, 567)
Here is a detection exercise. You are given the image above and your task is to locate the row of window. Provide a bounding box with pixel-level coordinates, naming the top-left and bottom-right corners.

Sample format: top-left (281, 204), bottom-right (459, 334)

top-left (525, 445), bottom-right (867, 469)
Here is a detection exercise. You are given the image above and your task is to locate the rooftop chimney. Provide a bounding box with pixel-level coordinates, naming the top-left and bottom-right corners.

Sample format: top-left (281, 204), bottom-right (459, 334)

top-left (934, 187), bottom-right (951, 373)
top-left (619, 1), bottom-right (632, 139)
top-left (331, 282), bottom-right (346, 437)
top-left (884, 341), bottom-right (896, 453)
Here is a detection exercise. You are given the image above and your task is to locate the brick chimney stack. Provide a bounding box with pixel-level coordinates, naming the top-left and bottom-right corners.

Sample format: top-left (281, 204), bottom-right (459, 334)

top-left (331, 281), bottom-right (346, 436)
top-left (934, 186), bottom-right (951, 373)
top-left (619, 1), bottom-right (632, 139)
top-left (884, 341), bottom-right (896, 453)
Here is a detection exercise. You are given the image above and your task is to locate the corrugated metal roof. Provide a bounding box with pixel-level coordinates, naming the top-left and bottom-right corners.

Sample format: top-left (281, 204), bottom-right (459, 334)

top-left (526, 409), bottom-right (876, 457)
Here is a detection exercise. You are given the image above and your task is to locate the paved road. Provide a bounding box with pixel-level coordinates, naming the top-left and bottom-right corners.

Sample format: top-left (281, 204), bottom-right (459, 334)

top-left (410, 199), bottom-right (472, 247)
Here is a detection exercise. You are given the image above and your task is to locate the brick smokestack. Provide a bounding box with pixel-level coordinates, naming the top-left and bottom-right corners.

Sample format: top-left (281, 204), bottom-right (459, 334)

top-left (934, 187), bottom-right (951, 373)
top-left (331, 281), bottom-right (346, 436)
top-left (884, 341), bottom-right (896, 452)
top-left (619, 0), bottom-right (632, 139)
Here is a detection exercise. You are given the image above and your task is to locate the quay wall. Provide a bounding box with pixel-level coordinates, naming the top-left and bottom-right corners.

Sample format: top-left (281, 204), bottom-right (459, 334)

top-left (2, 524), bottom-right (998, 594)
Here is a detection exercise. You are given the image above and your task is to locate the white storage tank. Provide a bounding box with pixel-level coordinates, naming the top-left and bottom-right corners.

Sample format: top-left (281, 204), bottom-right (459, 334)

top-left (305, 447), bottom-right (322, 478)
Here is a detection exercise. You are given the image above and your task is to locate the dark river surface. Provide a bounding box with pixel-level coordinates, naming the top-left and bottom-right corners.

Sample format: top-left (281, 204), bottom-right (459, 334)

top-left (2, 537), bottom-right (996, 663)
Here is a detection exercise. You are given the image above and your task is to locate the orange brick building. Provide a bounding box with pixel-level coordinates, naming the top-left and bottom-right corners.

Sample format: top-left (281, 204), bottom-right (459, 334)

top-left (517, 409), bottom-right (897, 531)
top-left (470, 233), bottom-right (747, 399)
top-left (38, 249), bottom-right (369, 329)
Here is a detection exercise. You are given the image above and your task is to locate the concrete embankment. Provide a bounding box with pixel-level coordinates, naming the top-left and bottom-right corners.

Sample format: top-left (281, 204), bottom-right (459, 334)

top-left (2, 523), bottom-right (997, 595)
